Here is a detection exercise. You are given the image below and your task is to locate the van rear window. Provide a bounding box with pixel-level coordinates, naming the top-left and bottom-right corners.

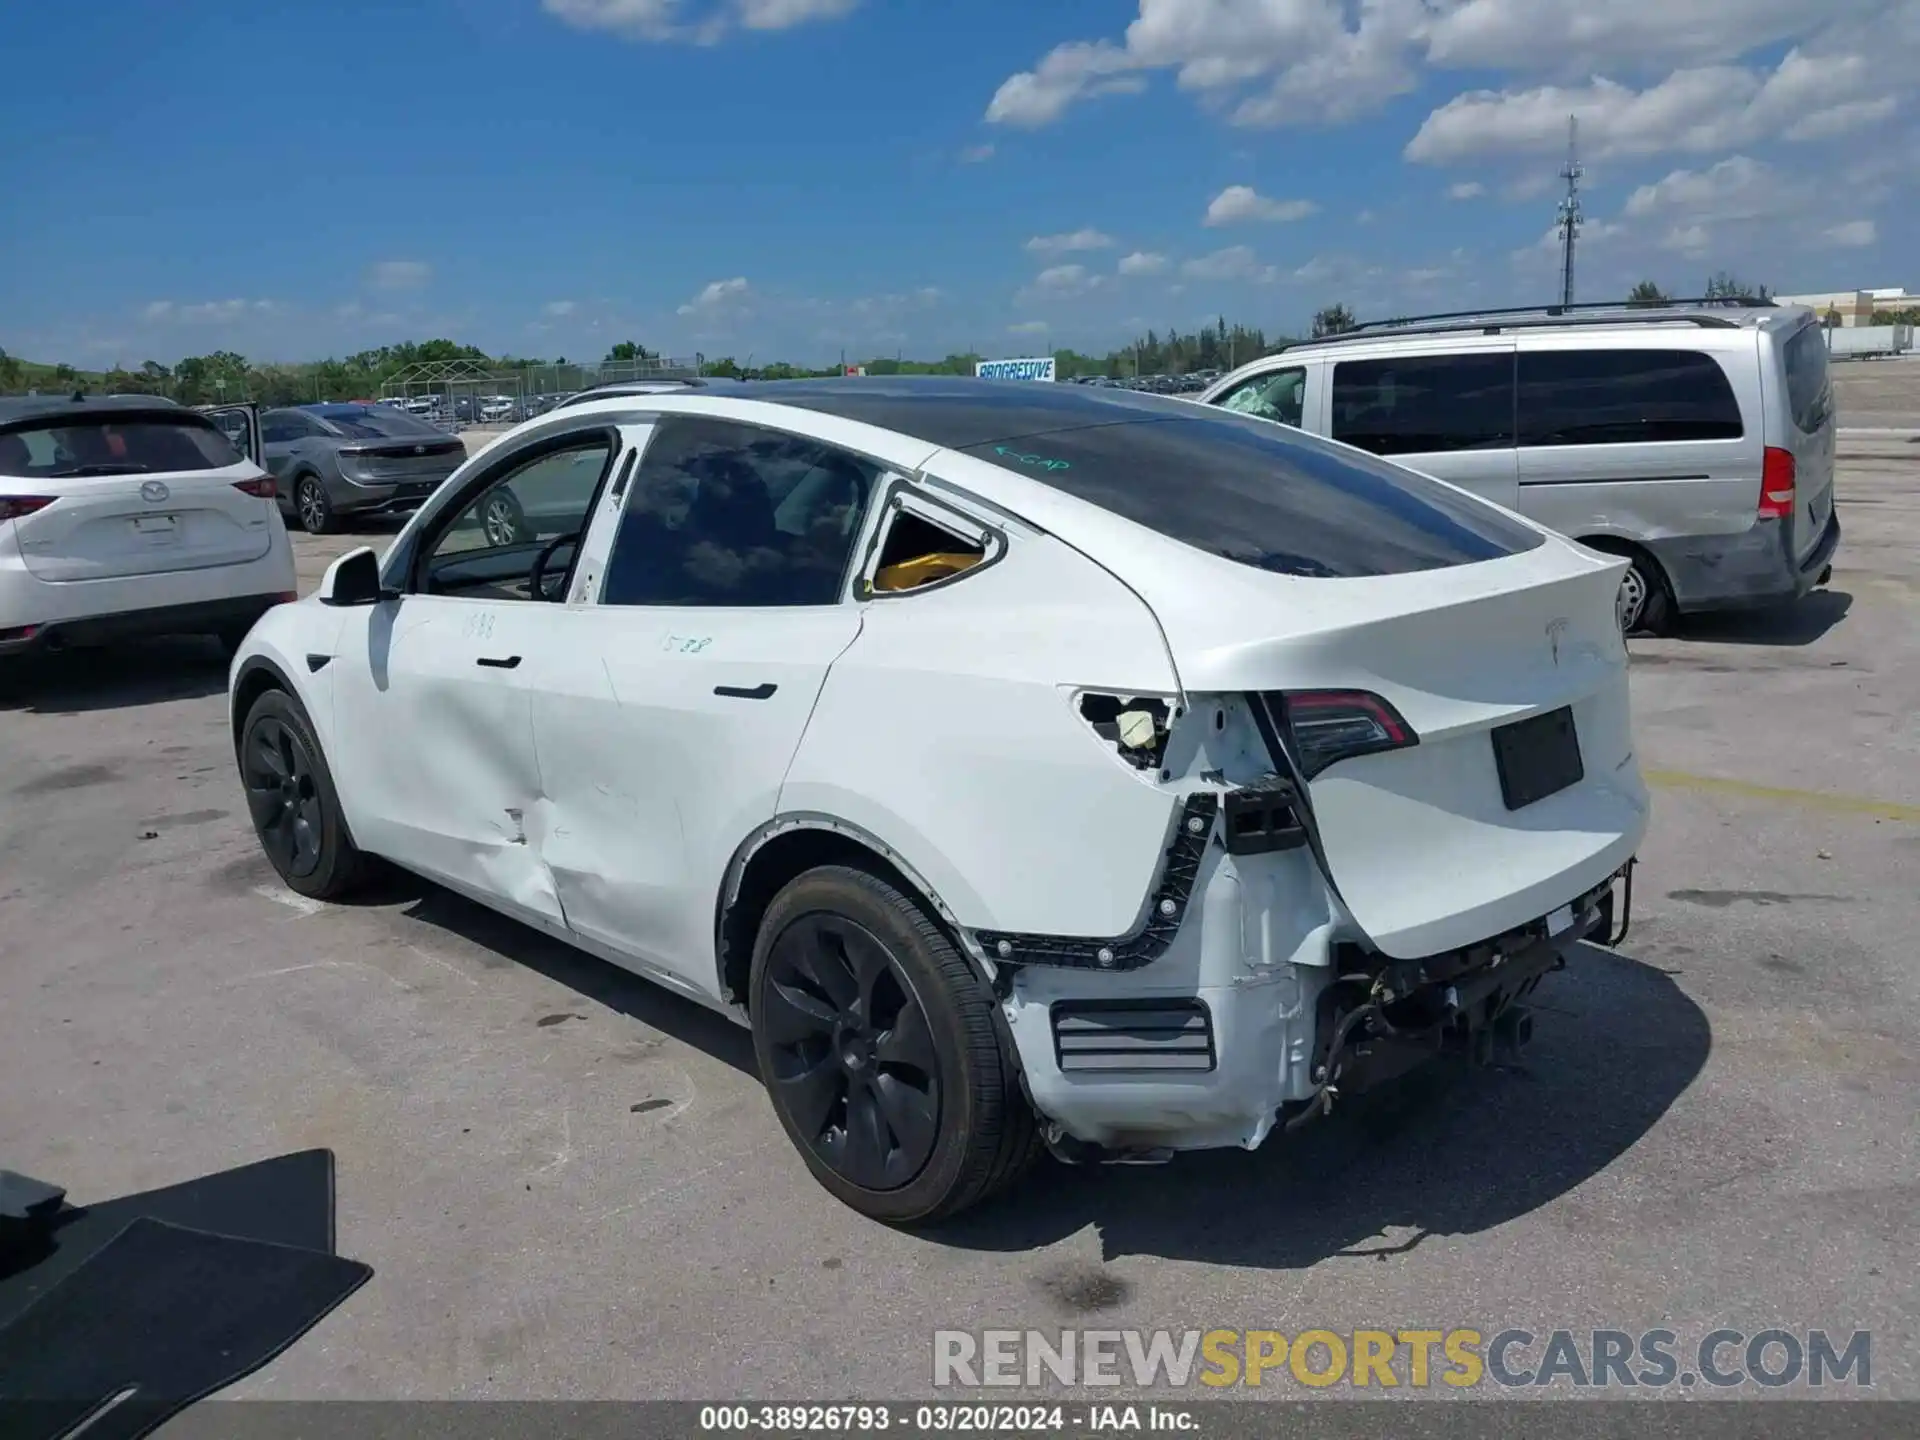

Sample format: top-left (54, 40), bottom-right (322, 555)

top-left (1517, 349), bottom-right (1743, 446)
top-left (959, 412), bottom-right (1544, 578)
top-left (0, 418), bottom-right (241, 478)
top-left (1783, 324), bottom-right (1832, 433)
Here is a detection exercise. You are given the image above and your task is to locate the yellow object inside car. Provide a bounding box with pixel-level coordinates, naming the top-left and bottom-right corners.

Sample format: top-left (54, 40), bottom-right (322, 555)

top-left (872, 551), bottom-right (984, 592)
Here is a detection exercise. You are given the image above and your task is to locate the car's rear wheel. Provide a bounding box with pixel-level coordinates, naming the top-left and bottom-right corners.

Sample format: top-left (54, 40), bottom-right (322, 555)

top-left (239, 688), bottom-right (366, 900)
top-left (295, 474), bottom-right (336, 535)
top-left (749, 865), bottom-right (1039, 1225)
top-left (481, 488), bottom-right (531, 546)
top-left (1614, 552), bottom-right (1673, 636)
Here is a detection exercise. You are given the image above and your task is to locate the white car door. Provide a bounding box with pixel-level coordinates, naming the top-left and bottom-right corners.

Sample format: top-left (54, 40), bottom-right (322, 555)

top-left (327, 424), bottom-right (624, 927)
top-left (523, 414), bottom-right (876, 994)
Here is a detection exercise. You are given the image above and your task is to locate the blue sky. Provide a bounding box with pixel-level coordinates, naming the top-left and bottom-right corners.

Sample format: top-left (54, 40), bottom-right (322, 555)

top-left (2, 0), bottom-right (1912, 368)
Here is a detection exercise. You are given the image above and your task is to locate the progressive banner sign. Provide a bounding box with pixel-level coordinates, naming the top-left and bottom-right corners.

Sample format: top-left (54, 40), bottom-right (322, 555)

top-left (975, 356), bottom-right (1057, 382)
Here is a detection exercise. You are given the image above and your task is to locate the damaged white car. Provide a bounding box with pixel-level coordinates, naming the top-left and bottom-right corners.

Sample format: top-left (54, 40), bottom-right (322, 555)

top-left (229, 378), bottom-right (1649, 1224)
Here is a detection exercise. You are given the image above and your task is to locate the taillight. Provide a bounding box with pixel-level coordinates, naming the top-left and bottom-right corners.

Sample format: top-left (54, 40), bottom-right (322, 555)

top-left (1276, 690), bottom-right (1418, 779)
top-left (0, 496), bottom-right (55, 523)
top-left (233, 476), bottom-right (277, 499)
top-left (1759, 447), bottom-right (1796, 520)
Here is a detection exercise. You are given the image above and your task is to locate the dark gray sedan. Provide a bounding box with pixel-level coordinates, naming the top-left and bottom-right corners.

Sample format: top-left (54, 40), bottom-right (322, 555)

top-left (261, 403), bottom-right (466, 534)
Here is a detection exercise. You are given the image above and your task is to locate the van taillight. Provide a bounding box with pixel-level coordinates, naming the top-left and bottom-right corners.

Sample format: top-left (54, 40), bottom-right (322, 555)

top-left (1759, 447), bottom-right (1796, 520)
top-left (1278, 690), bottom-right (1418, 779)
top-left (232, 477), bottom-right (277, 499)
top-left (0, 496), bottom-right (54, 522)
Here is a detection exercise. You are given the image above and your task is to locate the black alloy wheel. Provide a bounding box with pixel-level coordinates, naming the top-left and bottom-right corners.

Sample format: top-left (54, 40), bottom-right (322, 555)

top-left (749, 865), bottom-right (1041, 1225)
top-left (296, 475), bottom-right (335, 535)
top-left (243, 711), bottom-right (326, 880)
top-left (760, 912), bottom-right (943, 1191)
top-left (238, 688), bottom-right (366, 899)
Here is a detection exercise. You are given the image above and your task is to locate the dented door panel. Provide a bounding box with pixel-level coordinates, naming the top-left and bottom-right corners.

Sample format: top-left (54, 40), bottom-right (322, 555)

top-left (526, 607), bottom-right (863, 993)
top-left (329, 594), bottom-right (564, 926)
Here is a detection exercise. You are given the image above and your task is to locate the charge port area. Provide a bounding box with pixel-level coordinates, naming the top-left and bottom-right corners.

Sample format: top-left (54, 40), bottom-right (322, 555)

top-left (1222, 778), bottom-right (1307, 855)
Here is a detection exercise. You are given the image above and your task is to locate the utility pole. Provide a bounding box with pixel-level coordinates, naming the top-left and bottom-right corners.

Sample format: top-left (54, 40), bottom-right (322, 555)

top-left (1556, 115), bottom-right (1583, 309)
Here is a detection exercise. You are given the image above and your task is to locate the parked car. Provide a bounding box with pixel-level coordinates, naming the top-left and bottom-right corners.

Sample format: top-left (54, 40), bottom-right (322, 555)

top-left (1, 394), bottom-right (294, 658)
top-left (1198, 302), bottom-right (1841, 634)
top-left (260, 403), bottom-right (468, 534)
top-left (229, 377), bottom-right (1646, 1223)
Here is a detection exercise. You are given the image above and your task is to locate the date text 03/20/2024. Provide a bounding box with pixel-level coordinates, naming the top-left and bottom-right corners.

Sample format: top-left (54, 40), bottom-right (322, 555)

top-left (699, 1405), bottom-right (1193, 1432)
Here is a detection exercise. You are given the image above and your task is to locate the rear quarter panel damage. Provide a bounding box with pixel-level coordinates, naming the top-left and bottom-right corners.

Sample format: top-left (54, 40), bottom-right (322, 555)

top-left (779, 528), bottom-right (1187, 939)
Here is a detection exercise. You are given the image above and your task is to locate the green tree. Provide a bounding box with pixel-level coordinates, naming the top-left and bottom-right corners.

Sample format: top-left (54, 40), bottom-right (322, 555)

top-left (1312, 304), bottom-right (1357, 339)
top-left (0, 348), bottom-right (20, 391)
top-left (704, 356), bottom-right (742, 378)
top-left (604, 341), bottom-right (656, 363)
top-left (1627, 280), bottom-right (1670, 307)
top-left (1704, 272), bottom-right (1771, 304)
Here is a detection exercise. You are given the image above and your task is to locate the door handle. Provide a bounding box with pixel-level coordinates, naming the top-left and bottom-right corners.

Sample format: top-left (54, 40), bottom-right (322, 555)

top-left (476, 655), bottom-right (522, 669)
top-left (714, 682), bottom-right (777, 700)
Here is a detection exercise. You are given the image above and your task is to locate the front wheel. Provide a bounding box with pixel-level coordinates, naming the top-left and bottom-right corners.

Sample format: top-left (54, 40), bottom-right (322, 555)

top-left (295, 474), bottom-right (336, 535)
top-left (238, 688), bottom-right (367, 900)
top-left (749, 865), bottom-right (1039, 1225)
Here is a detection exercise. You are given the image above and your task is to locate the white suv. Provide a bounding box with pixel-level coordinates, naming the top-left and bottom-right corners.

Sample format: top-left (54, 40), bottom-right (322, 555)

top-left (0, 395), bottom-right (297, 659)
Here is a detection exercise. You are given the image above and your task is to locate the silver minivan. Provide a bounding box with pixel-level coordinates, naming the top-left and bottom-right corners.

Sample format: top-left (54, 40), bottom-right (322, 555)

top-left (1197, 303), bottom-right (1842, 633)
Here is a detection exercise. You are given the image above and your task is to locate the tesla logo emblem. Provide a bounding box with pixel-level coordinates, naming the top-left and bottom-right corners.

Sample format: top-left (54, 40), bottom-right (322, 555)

top-left (139, 481), bottom-right (171, 503)
top-left (1546, 617), bottom-right (1569, 666)
top-left (413, 445), bottom-right (425, 454)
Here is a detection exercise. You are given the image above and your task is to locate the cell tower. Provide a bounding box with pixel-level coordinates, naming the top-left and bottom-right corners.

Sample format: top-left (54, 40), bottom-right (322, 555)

top-left (1556, 115), bottom-right (1583, 308)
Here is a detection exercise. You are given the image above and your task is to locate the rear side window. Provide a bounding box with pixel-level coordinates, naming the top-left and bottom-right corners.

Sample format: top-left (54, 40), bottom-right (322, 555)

top-left (1331, 352), bottom-right (1515, 456)
top-left (1517, 349), bottom-right (1744, 446)
top-left (1783, 324), bottom-right (1832, 433)
top-left (958, 412), bottom-right (1543, 578)
top-left (0, 418), bottom-right (240, 478)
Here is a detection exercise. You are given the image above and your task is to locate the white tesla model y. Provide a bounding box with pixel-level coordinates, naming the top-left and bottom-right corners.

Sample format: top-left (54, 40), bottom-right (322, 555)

top-left (229, 377), bottom-right (1649, 1224)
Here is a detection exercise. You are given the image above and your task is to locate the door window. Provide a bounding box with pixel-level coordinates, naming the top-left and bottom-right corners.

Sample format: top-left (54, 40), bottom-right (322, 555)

top-left (420, 436), bottom-right (615, 600)
top-left (1213, 366), bottom-right (1306, 427)
top-left (1517, 349), bottom-right (1743, 446)
top-left (601, 416), bottom-right (876, 607)
top-left (1330, 352), bottom-right (1515, 456)
top-left (262, 412), bottom-right (309, 444)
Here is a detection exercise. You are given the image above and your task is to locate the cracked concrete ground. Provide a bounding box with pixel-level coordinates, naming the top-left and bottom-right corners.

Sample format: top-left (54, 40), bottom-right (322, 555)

top-left (0, 408), bottom-right (1915, 1404)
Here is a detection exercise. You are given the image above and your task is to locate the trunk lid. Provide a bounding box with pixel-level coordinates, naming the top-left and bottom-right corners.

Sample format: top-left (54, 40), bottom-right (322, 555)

top-left (336, 437), bottom-right (466, 485)
top-left (1155, 543), bottom-right (1649, 959)
top-left (13, 466), bottom-right (276, 581)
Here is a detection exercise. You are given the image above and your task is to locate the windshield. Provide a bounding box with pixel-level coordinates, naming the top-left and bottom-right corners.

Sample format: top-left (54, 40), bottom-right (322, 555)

top-left (959, 411), bottom-right (1544, 577)
top-left (315, 406), bottom-right (447, 440)
top-left (0, 417), bottom-right (241, 477)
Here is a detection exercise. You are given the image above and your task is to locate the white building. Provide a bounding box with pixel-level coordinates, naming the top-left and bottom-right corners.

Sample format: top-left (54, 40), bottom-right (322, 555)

top-left (1773, 287), bottom-right (1913, 325)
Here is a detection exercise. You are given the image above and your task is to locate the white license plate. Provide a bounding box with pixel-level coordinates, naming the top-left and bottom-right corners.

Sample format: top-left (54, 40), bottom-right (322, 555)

top-left (1546, 904), bottom-right (1575, 936)
top-left (133, 514), bottom-right (177, 535)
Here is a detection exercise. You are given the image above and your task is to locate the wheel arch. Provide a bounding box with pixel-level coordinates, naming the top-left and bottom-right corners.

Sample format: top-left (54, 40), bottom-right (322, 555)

top-left (230, 653), bottom-right (300, 759)
top-left (713, 814), bottom-right (992, 1012)
top-left (1576, 533), bottom-right (1675, 617)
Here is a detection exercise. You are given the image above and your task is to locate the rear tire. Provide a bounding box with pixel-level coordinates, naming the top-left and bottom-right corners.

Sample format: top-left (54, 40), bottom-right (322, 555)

top-left (238, 688), bottom-right (366, 900)
top-left (1588, 540), bottom-right (1673, 637)
top-left (749, 865), bottom-right (1039, 1225)
top-left (295, 474), bottom-right (336, 535)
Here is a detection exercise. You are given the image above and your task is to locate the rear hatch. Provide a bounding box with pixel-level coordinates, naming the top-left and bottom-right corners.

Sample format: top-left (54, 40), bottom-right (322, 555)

top-left (336, 436), bottom-right (465, 485)
top-left (952, 411), bottom-right (1651, 961)
top-left (1, 410), bottom-right (276, 582)
top-left (1778, 318), bottom-right (1836, 562)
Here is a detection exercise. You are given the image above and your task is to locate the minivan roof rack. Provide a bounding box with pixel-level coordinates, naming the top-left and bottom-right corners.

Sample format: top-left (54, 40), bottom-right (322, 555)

top-left (1292, 297), bottom-right (1771, 349)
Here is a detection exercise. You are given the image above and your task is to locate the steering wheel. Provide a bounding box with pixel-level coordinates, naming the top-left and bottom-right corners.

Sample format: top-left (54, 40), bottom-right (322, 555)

top-left (529, 531), bottom-right (580, 603)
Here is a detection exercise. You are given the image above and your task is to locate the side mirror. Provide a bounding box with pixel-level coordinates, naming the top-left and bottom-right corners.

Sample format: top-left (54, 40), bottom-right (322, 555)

top-left (318, 546), bottom-right (388, 607)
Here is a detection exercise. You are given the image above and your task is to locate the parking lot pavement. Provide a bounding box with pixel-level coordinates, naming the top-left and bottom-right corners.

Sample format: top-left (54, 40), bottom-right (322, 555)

top-left (2, 453), bottom-right (1917, 1403)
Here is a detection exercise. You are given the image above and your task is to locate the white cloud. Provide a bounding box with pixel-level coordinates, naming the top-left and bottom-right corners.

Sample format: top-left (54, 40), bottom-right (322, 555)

top-left (983, 0), bottom-right (1913, 169)
top-left (1117, 250), bottom-right (1168, 275)
top-left (1824, 218), bottom-right (1879, 247)
top-left (543, 300), bottom-right (579, 317)
top-left (1203, 185), bottom-right (1318, 225)
top-left (678, 276), bottom-right (751, 314)
top-left (1033, 264), bottom-right (1092, 291)
top-left (1025, 228), bottom-right (1116, 255)
top-left (958, 142), bottom-right (995, 163)
top-left (1182, 245), bottom-right (1276, 283)
top-left (542, 0), bottom-right (857, 43)
top-left (1008, 320), bottom-right (1051, 335)
top-left (139, 298), bottom-right (274, 324)
top-left (367, 260), bottom-right (431, 290)
top-left (1447, 181), bottom-right (1487, 200)
top-left (1622, 156), bottom-right (1789, 226)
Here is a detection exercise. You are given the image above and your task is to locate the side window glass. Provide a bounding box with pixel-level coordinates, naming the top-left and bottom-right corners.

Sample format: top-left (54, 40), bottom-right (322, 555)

top-left (421, 437), bottom-right (613, 601)
top-left (263, 415), bottom-right (299, 444)
top-left (1331, 353), bottom-right (1515, 456)
top-left (1215, 367), bottom-right (1305, 427)
top-left (602, 417), bottom-right (875, 608)
top-left (1517, 350), bottom-right (1743, 447)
